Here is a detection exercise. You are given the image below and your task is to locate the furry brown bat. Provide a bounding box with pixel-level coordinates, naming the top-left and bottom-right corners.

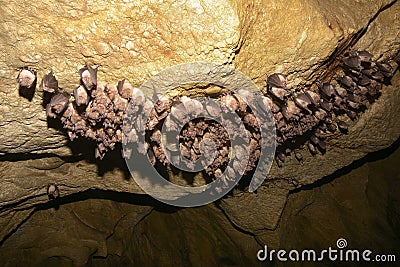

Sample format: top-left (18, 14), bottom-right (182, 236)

top-left (46, 91), bottom-right (70, 118)
top-left (41, 49), bottom-right (398, 174)
top-left (40, 70), bottom-right (59, 93)
top-left (79, 63), bottom-right (98, 90)
top-left (266, 73), bottom-right (287, 89)
top-left (47, 183), bottom-right (59, 200)
top-left (16, 67), bottom-right (37, 88)
top-left (73, 85), bottom-right (89, 106)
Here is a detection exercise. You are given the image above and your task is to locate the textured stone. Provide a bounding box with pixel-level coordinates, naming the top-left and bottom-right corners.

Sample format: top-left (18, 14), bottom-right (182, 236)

top-left (233, 0), bottom-right (397, 88)
top-left (269, 71), bottom-right (400, 186)
top-left (0, 197), bottom-right (152, 266)
top-left (273, 143), bottom-right (400, 258)
top-left (0, 0), bottom-right (239, 156)
top-left (0, 156), bottom-right (144, 241)
top-left (219, 184), bottom-right (289, 233)
top-left (234, 0), bottom-right (339, 87)
top-left (0, 201), bottom-right (262, 266)
top-left (2, 144), bottom-right (399, 266)
top-left (225, 73), bottom-right (400, 232)
top-left (0, 0), bottom-right (399, 259)
top-left (211, 0), bottom-right (400, 234)
top-left (123, 205), bottom-right (261, 266)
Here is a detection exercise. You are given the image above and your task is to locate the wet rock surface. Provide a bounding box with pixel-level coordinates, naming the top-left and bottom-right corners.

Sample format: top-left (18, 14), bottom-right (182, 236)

top-left (0, 0), bottom-right (399, 265)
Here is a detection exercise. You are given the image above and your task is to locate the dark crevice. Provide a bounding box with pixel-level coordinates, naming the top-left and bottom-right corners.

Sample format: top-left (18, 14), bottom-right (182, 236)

top-left (0, 140), bottom-right (132, 179)
top-left (2, 1), bottom-right (398, 180)
top-left (0, 208), bottom-right (34, 246)
top-left (290, 136), bottom-right (400, 194)
top-left (0, 193), bottom-right (48, 212)
top-left (319, 0), bottom-right (398, 80)
top-left (34, 189), bottom-right (173, 211)
top-left (0, 189), bottom-right (176, 246)
top-left (0, 152), bottom-right (69, 162)
top-left (216, 202), bottom-right (259, 236)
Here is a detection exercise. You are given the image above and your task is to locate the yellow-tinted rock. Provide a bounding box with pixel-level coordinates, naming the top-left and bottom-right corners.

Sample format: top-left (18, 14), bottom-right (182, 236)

top-left (0, 0), bottom-right (240, 155)
top-left (233, 0), bottom-right (395, 88)
top-left (0, 0), bottom-right (399, 239)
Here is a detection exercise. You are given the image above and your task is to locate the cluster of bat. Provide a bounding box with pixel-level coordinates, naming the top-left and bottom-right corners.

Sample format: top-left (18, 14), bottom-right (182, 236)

top-left (39, 63), bottom-right (145, 159)
top-left (266, 50), bottom-right (398, 166)
top-left (122, 92), bottom-right (272, 180)
top-left (15, 50), bottom-right (398, 179)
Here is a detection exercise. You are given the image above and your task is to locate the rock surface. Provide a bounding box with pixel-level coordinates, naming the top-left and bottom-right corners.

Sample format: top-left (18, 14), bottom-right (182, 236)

top-left (268, 141), bottom-right (400, 267)
top-left (0, 0), bottom-right (239, 156)
top-left (0, 0), bottom-right (399, 264)
top-left (0, 194), bottom-right (153, 266)
top-left (1, 140), bottom-right (399, 266)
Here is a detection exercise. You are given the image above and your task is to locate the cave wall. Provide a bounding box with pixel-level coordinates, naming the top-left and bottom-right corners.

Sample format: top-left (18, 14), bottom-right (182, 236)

top-left (0, 0), bottom-right (399, 265)
top-left (1, 143), bottom-right (399, 266)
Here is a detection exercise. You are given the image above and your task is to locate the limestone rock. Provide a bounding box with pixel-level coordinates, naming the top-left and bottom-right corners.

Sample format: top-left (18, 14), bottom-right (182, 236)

top-left (209, 0), bottom-right (400, 234)
top-left (0, 197), bottom-right (152, 266)
top-left (234, 0), bottom-right (397, 88)
top-left (222, 73), bottom-right (400, 232)
top-left (0, 155), bottom-right (144, 241)
top-left (264, 71), bottom-right (400, 186)
top-left (120, 205), bottom-right (261, 266)
top-left (0, 0), bottom-right (240, 156)
top-left (274, 144), bottom-right (400, 255)
top-left (2, 146), bottom-right (399, 266)
top-left (0, 200), bottom-right (261, 266)
top-left (0, 0), bottom-right (399, 260)
top-left (219, 184), bottom-right (289, 233)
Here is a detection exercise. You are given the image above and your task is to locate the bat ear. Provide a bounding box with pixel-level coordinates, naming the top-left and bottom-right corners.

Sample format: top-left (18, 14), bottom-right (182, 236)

top-left (40, 70), bottom-right (59, 93)
top-left (117, 79), bottom-right (125, 94)
top-left (320, 99), bottom-right (333, 112)
top-left (357, 50), bottom-right (373, 62)
top-left (342, 55), bottom-right (361, 70)
top-left (294, 93), bottom-right (311, 111)
top-left (334, 86), bottom-right (348, 98)
top-left (46, 103), bottom-right (56, 118)
top-left (79, 63), bottom-right (98, 90)
top-left (318, 83), bottom-right (335, 99)
top-left (267, 73), bottom-right (286, 89)
top-left (49, 91), bottom-right (70, 114)
top-left (314, 108), bottom-right (327, 120)
top-left (78, 65), bottom-right (87, 75)
top-left (338, 75), bottom-right (355, 89)
top-left (86, 63), bottom-right (98, 85)
top-left (344, 109), bottom-right (357, 120)
top-left (310, 134), bottom-right (326, 153)
top-left (282, 100), bottom-right (300, 121)
top-left (305, 91), bottom-right (320, 107)
top-left (269, 87), bottom-right (286, 101)
top-left (152, 88), bottom-right (159, 103)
